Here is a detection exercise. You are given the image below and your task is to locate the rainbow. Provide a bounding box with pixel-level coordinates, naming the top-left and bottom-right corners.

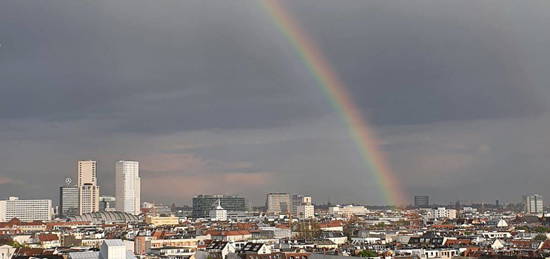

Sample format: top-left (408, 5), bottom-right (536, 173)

top-left (261, 0), bottom-right (407, 206)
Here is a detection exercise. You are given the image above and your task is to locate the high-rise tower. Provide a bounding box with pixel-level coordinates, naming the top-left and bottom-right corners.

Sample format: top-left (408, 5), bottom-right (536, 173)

top-left (115, 161), bottom-right (141, 215)
top-left (77, 160), bottom-right (100, 215)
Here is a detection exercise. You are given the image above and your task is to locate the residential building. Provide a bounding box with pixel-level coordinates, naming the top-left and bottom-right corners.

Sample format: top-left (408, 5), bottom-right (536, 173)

top-left (204, 240), bottom-right (236, 259)
top-left (428, 207), bottom-right (457, 219)
top-left (328, 205), bottom-right (368, 216)
top-left (524, 194), bottom-right (544, 214)
top-left (0, 245), bottom-right (16, 259)
top-left (192, 195), bottom-right (246, 218)
top-left (296, 204), bottom-right (315, 219)
top-left (69, 239), bottom-right (136, 259)
top-left (115, 161), bottom-right (141, 215)
top-left (208, 230), bottom-right (252, 242)
top-left (0, 197), bottom-right (52, 222)
top-left (292, 194), bottom-right (314, 219)
top-left (141, 202), bottom-right (171, 216)
top-left (149, 247), bottom-right (196, 258)
top-left (145, 215), bottom-right (179, 226)
top-left (291, 194), bottom-right (312, 216)
top-left (241, 242), bottom-right (272, 254)
top-left (266, 193), bottom-right (290, 215)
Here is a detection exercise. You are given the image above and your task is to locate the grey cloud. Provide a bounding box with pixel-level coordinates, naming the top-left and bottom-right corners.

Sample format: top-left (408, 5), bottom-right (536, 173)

top-left (285, 0), bottom-right (547, 125)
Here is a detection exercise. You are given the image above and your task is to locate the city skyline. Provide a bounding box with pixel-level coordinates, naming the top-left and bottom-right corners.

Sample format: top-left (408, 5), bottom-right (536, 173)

top-left (0, 158), bottom-right (549, 208)
top-left (1, 0), bottom-right (550, 206)
top-left (4, 161), bottom-right (547, 208)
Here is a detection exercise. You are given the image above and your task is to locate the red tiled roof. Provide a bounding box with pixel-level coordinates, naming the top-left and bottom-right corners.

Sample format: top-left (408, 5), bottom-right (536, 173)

top-left (445, 239), bottom-right (471, 246)
top-left (233, 223), bottom-right (257, 230)
top-left (152, 231), bottom-right (164, 239)
top-left (15, 248), bottom-right (46, 256)
top-left (540, 240), bottom-right (550, 250)
top-left (319, 221), bottom-right (344, 228)
top-left (431, 224), bottom-right (455, 229)
top-left (38, 234), bottom-right (59, 242)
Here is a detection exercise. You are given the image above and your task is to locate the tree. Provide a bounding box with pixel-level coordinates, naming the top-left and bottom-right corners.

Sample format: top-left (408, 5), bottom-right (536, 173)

top-left (533, 226), bottom-right (550, 233)
top-left (534, 234), bottom-right (548, 241)
top-left (8, 241), bottom-right (26, 248)
top-left (358, 250), bottom-right (378, 257)
top-left (374, 222), bottom-right (386, 228)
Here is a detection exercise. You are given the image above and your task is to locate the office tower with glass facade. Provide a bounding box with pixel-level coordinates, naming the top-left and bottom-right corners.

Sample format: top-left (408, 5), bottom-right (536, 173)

top-left (266, 193), bottom-right (291, 215)
top-left (192, 194), bottom-right (246, 218)
top-left (414, 195), bottom-right (430, 208)
top-left (59, 186), bottom-right (79, 217)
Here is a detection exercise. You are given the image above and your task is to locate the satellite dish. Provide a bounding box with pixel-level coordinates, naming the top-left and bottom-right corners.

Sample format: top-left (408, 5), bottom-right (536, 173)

top-left (65, 177), bottom-right (72, 186)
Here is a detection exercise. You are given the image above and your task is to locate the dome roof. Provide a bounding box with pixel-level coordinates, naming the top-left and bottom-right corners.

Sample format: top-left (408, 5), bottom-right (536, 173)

top-left (67, 211), bottom-right (141, 224)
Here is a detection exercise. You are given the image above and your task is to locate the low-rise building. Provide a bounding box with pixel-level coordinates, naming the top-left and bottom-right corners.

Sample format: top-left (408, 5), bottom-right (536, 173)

top-left (145, 216), bottom-right (179, 226)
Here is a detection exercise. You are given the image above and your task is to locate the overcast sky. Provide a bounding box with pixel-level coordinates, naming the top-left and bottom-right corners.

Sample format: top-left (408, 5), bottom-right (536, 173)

top-left (1, 0), bottom-right (549, 206)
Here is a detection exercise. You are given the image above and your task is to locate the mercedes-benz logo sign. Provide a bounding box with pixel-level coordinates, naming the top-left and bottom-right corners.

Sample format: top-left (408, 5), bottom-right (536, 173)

top-left (65, 177), bottom-right (72, 186)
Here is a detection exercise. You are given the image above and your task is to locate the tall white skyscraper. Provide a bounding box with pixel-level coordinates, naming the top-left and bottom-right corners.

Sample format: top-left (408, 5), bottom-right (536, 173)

top-left (78, 160), bottom-right (97, 186)
top-left (115, 161), bottom-right (141, 215)
top-left (77, 160), bottom-right (100, 215)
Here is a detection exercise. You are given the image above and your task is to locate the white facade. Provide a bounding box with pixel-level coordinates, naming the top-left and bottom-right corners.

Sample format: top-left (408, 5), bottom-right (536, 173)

top-left (428, 208), bottom-right (457, 219)
top-left (209, 200), bottom-right (227, 221)
top-left (524, 194), bottom-right (544, 214)
top-left (291, 194), bottom-right (313, 218)
top-left (78, 160), bottom-right (100, 215)
top-left (482, 232), bottom-right (512, 239)
top-left (78, 160), bottom-right (97, 186)
top-left (100, 240), bottom-right (127, 259)
top-left (70, 239), bottom-right (136, 259)
top-left (0, 245), bottom-right (16, 259)
top-left (496, 219), bottom-right (509, 228)
top-left (291, 194), bottom-right (311, 216)
top-left (328, 205), bottom-right (368, 216)
top-left (0, 201), bottom-right (5, 222)
top-left (80, 185), bottom-right (100, 215)
top-left (115, 161), bottom-right (141, 215)
top-left (0, 197), bottom-right (52, 222)
top-left (296, 204), bottom-right (315, 219)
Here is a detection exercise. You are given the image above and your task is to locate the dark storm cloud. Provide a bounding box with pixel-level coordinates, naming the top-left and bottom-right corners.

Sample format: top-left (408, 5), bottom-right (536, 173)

top-left (284, 0), bottom-right (546, 125)
top-left (0, 0), bottom-right (549, 204)
top-left (1, 0), bottom-right (545, 132)
top-left (0, 0), bottom-right (329, 132)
